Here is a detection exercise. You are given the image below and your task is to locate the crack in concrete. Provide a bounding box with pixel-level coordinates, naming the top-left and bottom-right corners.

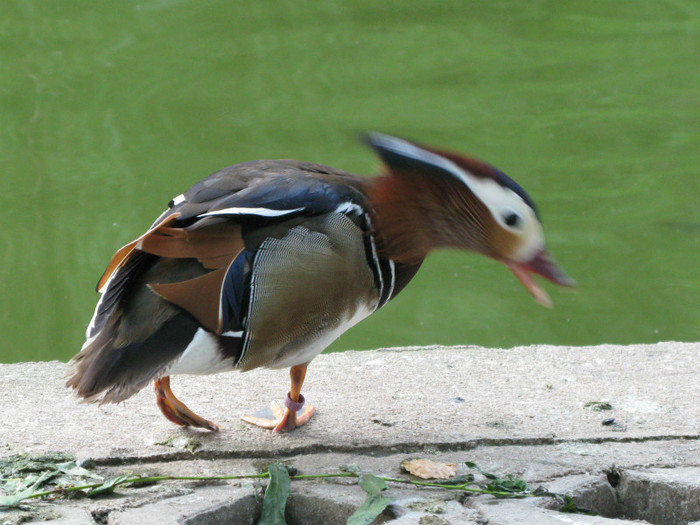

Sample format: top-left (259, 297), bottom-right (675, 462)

top-left (93, 433), bottom-right (700, 466)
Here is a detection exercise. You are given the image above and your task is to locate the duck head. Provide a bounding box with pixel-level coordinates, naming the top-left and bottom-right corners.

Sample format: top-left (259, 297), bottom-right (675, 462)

top-left (365, 132), bottom-right (575, 307)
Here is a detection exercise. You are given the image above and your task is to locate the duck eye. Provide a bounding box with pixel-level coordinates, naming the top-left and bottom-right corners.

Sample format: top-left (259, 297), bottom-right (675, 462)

top-left (504, 212), bottom-right (522, 228)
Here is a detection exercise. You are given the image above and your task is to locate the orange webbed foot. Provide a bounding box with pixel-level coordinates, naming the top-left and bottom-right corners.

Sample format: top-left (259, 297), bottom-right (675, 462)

top-left (154, 376), bottom-right (219, 432)
top-left (241, 392), bottom-right (315, 432)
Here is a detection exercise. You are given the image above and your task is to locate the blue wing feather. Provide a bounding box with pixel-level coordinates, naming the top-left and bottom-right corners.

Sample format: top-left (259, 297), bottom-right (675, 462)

top-left (220, 249), bottom-right (254, 333)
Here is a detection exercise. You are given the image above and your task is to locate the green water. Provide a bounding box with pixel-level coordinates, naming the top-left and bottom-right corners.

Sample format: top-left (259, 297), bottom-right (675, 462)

top-left (1, 1), bottom-right (698, 364)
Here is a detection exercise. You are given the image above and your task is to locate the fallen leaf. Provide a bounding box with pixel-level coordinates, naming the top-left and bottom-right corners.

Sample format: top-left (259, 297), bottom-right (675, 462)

top-left (55, 461), bottom-right (103, 480)
top-left (401, 459), bottom-right (457, 480)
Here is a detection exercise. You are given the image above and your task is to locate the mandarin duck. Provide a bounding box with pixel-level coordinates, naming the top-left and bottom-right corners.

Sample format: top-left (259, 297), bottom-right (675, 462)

top-left (67, 133), bottom-right (574, 432)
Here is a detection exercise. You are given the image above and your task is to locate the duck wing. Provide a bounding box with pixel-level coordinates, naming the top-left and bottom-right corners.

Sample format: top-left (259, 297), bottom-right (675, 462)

top-left (69, 160), bottom-right (372, 402)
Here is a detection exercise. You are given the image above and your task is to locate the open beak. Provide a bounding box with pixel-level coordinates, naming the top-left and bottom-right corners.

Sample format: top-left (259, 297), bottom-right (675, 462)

top-left (505, 250), bottom-right (576, 307)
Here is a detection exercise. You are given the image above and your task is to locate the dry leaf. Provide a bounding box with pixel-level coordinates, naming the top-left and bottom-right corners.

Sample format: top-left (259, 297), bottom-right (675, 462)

top-left (401, 459), bottom-right (457, 480)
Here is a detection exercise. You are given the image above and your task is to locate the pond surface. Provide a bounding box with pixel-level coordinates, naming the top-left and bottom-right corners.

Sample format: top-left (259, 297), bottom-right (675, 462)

top-left (1, 0), bottom-right (698, 363)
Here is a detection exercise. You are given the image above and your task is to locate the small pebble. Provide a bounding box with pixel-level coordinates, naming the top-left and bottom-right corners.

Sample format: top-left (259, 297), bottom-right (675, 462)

top-left (602, 418), bottom-right (615, 426)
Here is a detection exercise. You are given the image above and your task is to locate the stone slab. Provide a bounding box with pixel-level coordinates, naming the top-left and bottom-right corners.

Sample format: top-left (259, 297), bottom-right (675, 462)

top-left (1, 343), bottom-right (697, 462)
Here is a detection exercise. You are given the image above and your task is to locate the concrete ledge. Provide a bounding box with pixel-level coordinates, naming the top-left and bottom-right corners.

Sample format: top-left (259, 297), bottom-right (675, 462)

top-left (1, 342), bottom-right (698, 524)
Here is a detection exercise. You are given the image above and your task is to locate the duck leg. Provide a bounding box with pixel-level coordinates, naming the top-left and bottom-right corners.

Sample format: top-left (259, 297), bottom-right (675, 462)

top-left (241, 364), bottom-right (316, 432)
top-left (154, 376), bottom-right (219, 431)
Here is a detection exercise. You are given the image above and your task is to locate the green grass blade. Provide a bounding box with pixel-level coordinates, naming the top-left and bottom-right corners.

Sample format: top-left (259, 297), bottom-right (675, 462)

top-left (464, 461), bottom-right (498, 480)
top-left (0, 471), bottom-right (53, 508)
top-left (87, 474), bottom-right (132, 497)
top-left (358, 474), bottom-right (388, 495)
top-left (258, 464), bottom-right (290, 525)
top-left (347, 473), bottom-right (393, 525)
top-left (347, 493), bottom-right (393, 525)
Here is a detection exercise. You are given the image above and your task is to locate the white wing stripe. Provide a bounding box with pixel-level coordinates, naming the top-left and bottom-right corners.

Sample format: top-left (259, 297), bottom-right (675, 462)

top-left (199, 206), bottom-right (304, 218)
